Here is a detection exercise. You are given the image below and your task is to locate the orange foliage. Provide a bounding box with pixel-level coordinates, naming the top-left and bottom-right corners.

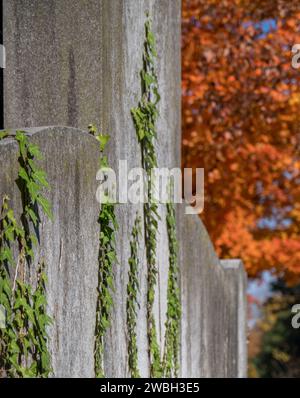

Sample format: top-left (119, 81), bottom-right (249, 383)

top-left (182, 0), bottom-right (300, 283)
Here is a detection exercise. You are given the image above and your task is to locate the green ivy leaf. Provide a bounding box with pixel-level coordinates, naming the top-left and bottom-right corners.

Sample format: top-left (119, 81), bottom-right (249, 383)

top-left (0, 131), bottom-right (8, 139)
top-left (96, 134), bottom-right (110, 151)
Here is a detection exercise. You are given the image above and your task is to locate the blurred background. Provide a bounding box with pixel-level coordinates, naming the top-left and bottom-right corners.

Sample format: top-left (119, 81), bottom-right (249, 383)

top-left (182, 0), bottom-right (300, 377)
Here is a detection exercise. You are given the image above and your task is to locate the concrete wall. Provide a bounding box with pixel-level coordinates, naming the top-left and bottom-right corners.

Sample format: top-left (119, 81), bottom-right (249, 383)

top-left (221, 260), bottom-right (248, 378)
top-left (3, 0), bottom-right (103, 129)
top-left (3, 0), bottom-right (182, 378)
top-left (1, 0), bottom-right (247, 378)
top-left (94, 0), bottom-right (182, 377)
top-left (0, 127), bottom-right (100, 377)
top-left (179, 210), bottom-right (247, 378)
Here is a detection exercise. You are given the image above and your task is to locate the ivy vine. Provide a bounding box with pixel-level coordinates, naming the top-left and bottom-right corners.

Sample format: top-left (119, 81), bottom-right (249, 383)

top-left (131, 17), bottom-right (162, 378)
top-left (163, 195), bottom-right (181, 377)
top-left (16, 131), bottom-right (52, 229)
top-left (0, 131), bottom-right (52, 378)
top-left (89, 125), bottom-right (119, 378)
top-left (126, 214), bottom-right (142, 378)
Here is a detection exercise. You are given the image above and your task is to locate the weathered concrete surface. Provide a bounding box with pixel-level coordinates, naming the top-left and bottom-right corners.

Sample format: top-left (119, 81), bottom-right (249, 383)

top-left (179, 209), bottom-right (248, 378)
top-left (3, 0), bottom-right (103, 129)
top-left (3, 0), bottom-right (181, 378)
top-left (221, 260), bottom-right (248, 378)
top-left (0, 126), bottom-right (100, 377)
top-left (88, 0), bottom-right (181, 377)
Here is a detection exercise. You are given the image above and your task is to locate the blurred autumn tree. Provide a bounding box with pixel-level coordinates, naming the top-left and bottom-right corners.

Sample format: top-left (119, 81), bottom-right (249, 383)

top-left (182, 0), bottom-right (300, 283)
top-left (249, 280), bottom-right (300, 377)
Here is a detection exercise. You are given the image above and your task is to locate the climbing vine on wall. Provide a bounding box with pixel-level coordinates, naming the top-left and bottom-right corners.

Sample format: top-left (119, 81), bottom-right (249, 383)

top-left (163, 194), bottom-right (181, 378)
top-left (131, 17), bottom-right (162, 378)
top-left (16, 131), bottom-right (52, 236)
top-left (126, 214), bottom-right (142, 378)
top-left (0, 131), bottom-right (52, 378)
top-left (130, 16), bottom-right (181, 378)
top-left (89, 125), bottom-right (119, 378)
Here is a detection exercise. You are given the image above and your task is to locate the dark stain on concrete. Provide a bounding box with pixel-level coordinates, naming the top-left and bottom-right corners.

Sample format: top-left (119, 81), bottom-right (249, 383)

top-left (67, 48), bottom-right (78, 127)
